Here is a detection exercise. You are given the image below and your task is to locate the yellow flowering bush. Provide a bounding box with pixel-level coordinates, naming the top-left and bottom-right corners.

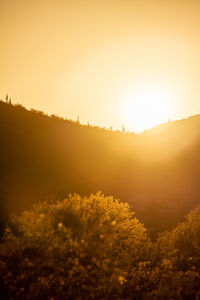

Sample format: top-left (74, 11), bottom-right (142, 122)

top-left (0, 192), bottom-right (150, 299)
top-left (1, 195), bottom-right (200, 299)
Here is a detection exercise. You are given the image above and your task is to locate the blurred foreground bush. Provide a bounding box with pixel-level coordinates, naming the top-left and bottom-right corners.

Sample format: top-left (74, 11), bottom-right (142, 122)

top-left (1, 194), bottom-right (200, 299)
top-left (0, 192), bottom-right (150, 299)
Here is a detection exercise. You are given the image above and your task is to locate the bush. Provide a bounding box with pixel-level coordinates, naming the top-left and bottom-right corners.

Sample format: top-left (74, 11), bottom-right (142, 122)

top-left (1, 196), bottom-right (200, 299)
top-left (0, 192), bottom-right (150, 299)
top-left (147, 206), bottom-right (200, 299)
top-left (156, 206), bottom-right (200, 268)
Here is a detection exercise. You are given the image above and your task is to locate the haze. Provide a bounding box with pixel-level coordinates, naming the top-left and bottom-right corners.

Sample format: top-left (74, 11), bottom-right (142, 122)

top-left (1, 0), bottom-right (200, 132)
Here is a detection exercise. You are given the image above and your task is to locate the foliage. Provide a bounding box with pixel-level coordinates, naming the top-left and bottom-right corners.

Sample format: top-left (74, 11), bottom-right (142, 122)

top-left (0, 192), bottom-right (150, 299)
top-left (1, 194), bottom-right (200, 299)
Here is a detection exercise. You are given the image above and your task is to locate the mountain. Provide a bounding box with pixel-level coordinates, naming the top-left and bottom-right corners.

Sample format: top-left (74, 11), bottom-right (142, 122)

top-left (1, 100), bottom-right (200, 232)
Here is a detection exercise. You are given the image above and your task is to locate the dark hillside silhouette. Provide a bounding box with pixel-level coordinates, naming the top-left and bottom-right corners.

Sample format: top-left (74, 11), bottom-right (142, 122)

top-left (1, 100), bottom-right (200, 232)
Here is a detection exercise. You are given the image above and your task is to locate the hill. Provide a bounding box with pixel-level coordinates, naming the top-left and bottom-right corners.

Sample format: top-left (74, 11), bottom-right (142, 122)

top-left (1, 100), bottom-right (200, 232)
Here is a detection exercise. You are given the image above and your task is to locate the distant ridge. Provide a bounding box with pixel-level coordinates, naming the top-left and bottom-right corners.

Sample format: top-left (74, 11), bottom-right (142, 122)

top-left (1, 99), bottom-right (200, 232)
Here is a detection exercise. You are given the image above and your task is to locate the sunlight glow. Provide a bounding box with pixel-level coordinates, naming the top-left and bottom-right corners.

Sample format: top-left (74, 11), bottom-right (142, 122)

top-left (122, 82), bottom-right (174, 132)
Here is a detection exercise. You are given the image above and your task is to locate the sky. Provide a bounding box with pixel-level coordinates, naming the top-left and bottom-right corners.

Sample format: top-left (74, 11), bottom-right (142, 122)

top-left (1, 0), bottom-right (200, 132)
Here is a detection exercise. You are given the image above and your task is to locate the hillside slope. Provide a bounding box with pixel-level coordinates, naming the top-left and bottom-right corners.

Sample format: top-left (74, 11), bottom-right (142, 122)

top-left (1, 100), bottom-right (200, 231)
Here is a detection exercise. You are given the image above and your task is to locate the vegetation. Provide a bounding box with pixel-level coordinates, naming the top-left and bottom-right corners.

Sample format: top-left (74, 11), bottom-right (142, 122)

top-left (1, 100), bottom-right (200, 298)
top-left (0, 193), bottom-right (200, 299)
top-left (0, 193), bottom-right (149, 299)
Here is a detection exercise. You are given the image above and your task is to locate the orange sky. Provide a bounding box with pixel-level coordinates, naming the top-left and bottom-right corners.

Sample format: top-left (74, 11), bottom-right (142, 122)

top-left (1, 0), bottom-right (200, 132)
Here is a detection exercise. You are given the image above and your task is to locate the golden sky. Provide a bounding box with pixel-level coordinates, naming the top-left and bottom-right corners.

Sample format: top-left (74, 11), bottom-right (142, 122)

top-left (1, 0), bottom-right (200, 132)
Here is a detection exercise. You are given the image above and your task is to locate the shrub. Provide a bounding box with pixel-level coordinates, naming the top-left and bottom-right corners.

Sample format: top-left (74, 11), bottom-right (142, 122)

top-left (2, 196), bottom-right (200, 299)
top-left (147, 206), bottom-right (200, 299)
top-left (0, 192), bottom-right (150, 299)
top-left (156, 206), bottom-right (200, 268)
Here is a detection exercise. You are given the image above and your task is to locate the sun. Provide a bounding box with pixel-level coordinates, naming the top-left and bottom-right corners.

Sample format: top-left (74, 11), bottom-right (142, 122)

top-left (121, 82), bottom-right (173, 133)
